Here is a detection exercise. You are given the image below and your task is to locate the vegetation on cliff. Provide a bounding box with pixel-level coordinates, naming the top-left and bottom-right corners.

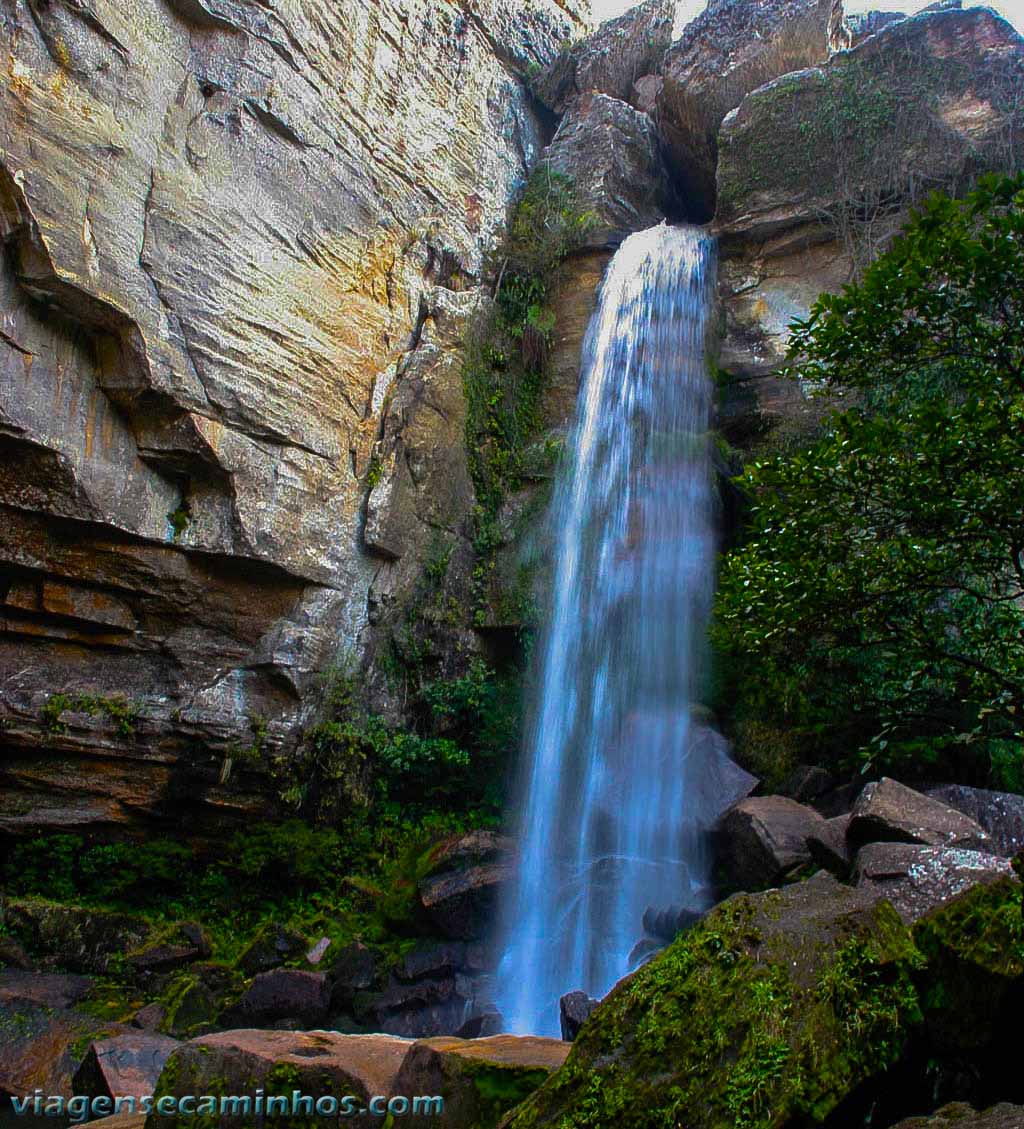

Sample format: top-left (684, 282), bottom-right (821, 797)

top-left (714, 175), bottom-right (1024, 789)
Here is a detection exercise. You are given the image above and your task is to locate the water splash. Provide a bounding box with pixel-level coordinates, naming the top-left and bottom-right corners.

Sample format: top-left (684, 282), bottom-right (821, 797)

top-left (498, 222), bottom-right (736, 1036)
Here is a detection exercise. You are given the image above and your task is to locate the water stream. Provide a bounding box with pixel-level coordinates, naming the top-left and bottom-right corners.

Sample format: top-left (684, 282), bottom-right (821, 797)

top-left (498, 222), bottom-right (738, 1036)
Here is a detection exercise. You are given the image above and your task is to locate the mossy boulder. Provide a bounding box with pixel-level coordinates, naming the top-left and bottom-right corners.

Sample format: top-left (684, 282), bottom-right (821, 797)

top-left (235, 922), bottom-right (309, 977)
top-left (912, 877), bottom-right (1024, 1055)
top-left (4, 898), bottom-right (155, 975)
top-left (394, 1035), bottom-right (570, 1128)
top-left (146, 1030), bottom-right (413, 1128)
top-left (502, 874), bottom-right (923, 1129)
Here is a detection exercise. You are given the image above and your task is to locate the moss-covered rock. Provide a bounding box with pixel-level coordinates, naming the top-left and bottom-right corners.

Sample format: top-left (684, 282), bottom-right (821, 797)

top-left (912, 877), bottom-right (1024, 1055)
top-left (4, 898), bottom-right (155, 975)
top-left (502, 875), bottom-right (924, 1129)
top-left (394, 1035), bottom-right (570, 1128)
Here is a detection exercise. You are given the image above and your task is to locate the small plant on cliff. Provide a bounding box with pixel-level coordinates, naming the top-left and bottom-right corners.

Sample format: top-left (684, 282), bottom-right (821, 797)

top-left (714, 174), bottom-right (1024, 786)
top-left (41, 693), bottom-right (139, 739)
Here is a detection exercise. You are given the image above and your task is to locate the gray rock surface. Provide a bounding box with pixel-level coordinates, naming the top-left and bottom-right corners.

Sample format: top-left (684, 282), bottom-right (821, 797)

top-left (853, 841), bottom-right (1015, 922)
top-left (72, 1032), bottom-right (180, 1100)
top-left (222, 968), bottom-right (330, 1029)
top-left (0, 0), bottom-right (587, 838)
top-left (540, 93), bottom-right (676, 245)
top-left (559, 990), bottom-right (599, 1041)
top-left (928, 784), bottom-right (1024, 859)
top-left (659, 0), bottom-right (842, 218)
top-left (848, 778), bottom-right (992, 853)
top-left (531, 0), bottom-right (675, 114)
top-left (715, 794), bottom-right (827, 889)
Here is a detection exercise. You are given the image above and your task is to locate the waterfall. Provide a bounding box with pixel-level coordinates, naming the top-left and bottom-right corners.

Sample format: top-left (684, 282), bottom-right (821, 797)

top-left (498, 222), bottom-right (738, 1037)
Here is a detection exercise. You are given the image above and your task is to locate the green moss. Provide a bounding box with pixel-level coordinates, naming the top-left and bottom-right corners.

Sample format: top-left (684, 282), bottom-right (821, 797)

top-left (470, 1064), bottom-right (553, 1128)
top-left (505, 886), bottom-right (923, 1129)
top-left (41, 692), bottom-right (139, 738)
top-left (167, 505), bottom-right (190, 539)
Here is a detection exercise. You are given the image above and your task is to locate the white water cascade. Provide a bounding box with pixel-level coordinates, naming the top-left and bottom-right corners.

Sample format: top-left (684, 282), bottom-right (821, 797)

top-left (498, 222), bottom-right (742, 1037)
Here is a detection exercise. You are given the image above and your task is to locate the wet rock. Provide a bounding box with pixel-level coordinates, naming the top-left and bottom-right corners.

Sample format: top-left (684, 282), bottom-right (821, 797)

top-left (848, 778), bottom-right (991, 853)
top-left (659, 0), bottom-right (841, 219)
top-left (540, 93), bottom-right (676, 245)
top-left (393, 1035), bottom-right (570, 1127)
top-left (418, 832), bottom-right (516, 941)
top-left (928, 785), bottom-right (1024, 859)
top-left (355, 972), bottom-right (467, 1039)
top-left (531, 0), bottom-right (675, 114)
top-left (559, 991), bottom-right (599, 1041)
top-left (5, 899), bottom-right (154, 975)
top-left (236, 922), bottom-right (309, 977)
top-left (503, 874), bottom-right (924, 1128)
top-left (396, 942), bottom-right (468, 983)
top-left (715, 795), bottom-right (828, 889)
top-left (641, 904), bottom-right (704, 942)
top-left (854, 842), bottom-right (1016, 923)
top-left (888, 1103), bottom-right (1024, 1128)
top-left (146, 1030), bottom-right (413, 1128)
top-left (456, 1010), bottom-right (505, 1038)
top-left (72, 1032), bottom-right (179, 1100)
top-left (221, 969), bottom-right (329, 1030)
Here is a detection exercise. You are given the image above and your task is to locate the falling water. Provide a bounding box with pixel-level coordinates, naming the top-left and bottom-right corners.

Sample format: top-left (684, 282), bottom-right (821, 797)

top-left (498, 223), bottom-right (739, 1037)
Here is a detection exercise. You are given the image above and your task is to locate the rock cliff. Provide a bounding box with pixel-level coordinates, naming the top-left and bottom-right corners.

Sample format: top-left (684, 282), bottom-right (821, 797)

top-left (0, 0), bottom-right (587, 836)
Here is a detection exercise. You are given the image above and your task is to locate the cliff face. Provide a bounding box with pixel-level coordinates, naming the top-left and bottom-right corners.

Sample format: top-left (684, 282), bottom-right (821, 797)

top-left (0, 0), bottom-right (587, 836)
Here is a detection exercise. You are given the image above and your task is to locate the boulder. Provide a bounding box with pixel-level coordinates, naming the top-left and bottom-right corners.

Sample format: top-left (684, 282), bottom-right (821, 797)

top-left (221, 969), bottom-right (329, 1030)
top-left (126, 922), bottom-right (211, 977)
top-left (559, 991), bottom-right (599, 1041)
top-left (86, 1115), bottom-right (148, 1129)
top-left (659, 0), bottom-right (841, 218)
top-left (714, 6), bottom-right (1024, 415)
top-left (641, 904), bottom-right (704, 942)
top-left (328, 941), bottom-right (380, 1013)
top-left (503, 874), bottom-right (924, 1128)
top-left (539, 94), bottom-right (676, 245)
top-left (779, 763), bottom-right (835, 803)
top-left (354, 972), bottom-right (467, 1040)
top-left (145, 1030), bottom-right (413, 1128)
top-left (531, 0), bottom-right (675, 114)
top-left (715, 795), bottom-right (828, 889)
top-left (854, 842), bottom-right (1016, 923)
top-left (888, 1103), bottom-right (1024, 1128)
top-left (0, 992), bottom-right (130, 1098)
top-left (131, 1003), bottom-right (166, 1032)
top-left (418, 832), bottom-right (516, 942)
top-left (393, 1035), bottom-right (570, 1127)
top-left (807, 813), bottom-right (852, 876)
top-left (848, 778), bottom-right (991, 853)
top-left (72, 1032), bottom-right (179, 1100)
top-left (845, 10), bottom-right (907, 46)
top-left (0, 968), bottom-right (93, 1010)
top-left (236, 922), bottom-right (309, 977)
top-left (928, 784), bottom-right (1024, 859)
top-left (4, 899), bottom-right (154, 975)
top-left (395, 942), bottom-right (468, 983)
top-left (456, 1011), bottom-right (505, 1038)
top-left (911, 877), bottom-right (1024, 1056)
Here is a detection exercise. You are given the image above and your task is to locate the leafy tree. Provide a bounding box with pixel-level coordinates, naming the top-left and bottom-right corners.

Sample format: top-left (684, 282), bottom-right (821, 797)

top-left (714, 175), bottom-right (1024, 786)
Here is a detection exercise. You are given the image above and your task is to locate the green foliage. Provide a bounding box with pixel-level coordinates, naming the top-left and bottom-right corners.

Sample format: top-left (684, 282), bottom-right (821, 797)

top-left (167, 505), bottom-right (190, 539)
top-left (41, 693), bottom-right (139, 738)
top-left (714, 175), bottom-right (1024, 785)
top-left (464, 168), bottom-right (593, 520)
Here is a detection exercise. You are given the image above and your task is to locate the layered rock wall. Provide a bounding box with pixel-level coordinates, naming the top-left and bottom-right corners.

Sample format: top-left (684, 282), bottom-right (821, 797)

top-left (0, 0), bottom-right (588, 836)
